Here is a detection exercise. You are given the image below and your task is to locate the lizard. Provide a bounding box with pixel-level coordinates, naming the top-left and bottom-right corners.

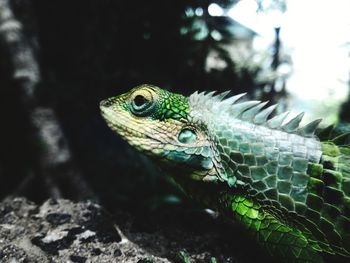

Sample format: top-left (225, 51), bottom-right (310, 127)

top-left (100, 84), bottom-right (350, 262)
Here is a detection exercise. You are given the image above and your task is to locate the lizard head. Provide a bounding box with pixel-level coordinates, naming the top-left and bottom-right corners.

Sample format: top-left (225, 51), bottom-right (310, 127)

top-left (100, 84), bottom-right (217, 179)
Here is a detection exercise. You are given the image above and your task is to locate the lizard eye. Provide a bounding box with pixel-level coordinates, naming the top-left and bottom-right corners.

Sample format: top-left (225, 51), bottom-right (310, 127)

top-left (130, 89), bottom-right (156, 116)
top-left (178, 129), bottom-right (197, 144)
top-left (134, 95), bottom-right (147, 107)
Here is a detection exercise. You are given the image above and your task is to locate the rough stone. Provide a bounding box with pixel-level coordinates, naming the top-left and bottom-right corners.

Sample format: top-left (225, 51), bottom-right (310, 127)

top-left (0, 198), bottom-right (164, 263)
top-left (0, 197), bottom-right (264, 262)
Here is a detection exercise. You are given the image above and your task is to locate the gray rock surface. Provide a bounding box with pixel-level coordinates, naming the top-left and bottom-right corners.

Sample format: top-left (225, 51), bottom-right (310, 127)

top-left (0, 198), bottom-right (170, 263)
top-left (0, 198), bottom-right (254, 263)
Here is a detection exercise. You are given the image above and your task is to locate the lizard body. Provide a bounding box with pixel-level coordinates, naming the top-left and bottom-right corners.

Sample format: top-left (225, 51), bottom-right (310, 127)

top-left (100, 84), bottom-right (350, 262)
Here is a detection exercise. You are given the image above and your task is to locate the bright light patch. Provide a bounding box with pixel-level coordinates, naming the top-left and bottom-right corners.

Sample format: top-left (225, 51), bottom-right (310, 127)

top-left (281, 0), bottom-right (350, 123)
top-left (210, 30), bottom-right (222, 41)
top-left (227, 0), bottom-right (270, 37)
top-left (185, 7), bottom-right (194, 17)
top-left (208, 3), bottom-right (224, 17)
top-left (195, 7), bottom-right (203, 16)
top-left (227, 0), bottom-right (350, 124)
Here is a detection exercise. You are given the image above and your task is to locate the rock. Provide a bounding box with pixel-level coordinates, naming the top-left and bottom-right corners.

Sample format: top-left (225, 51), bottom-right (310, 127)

top-left (0, 198), bottom-right (169, 263)
top-left (0, 197), bottom-right (250, 263)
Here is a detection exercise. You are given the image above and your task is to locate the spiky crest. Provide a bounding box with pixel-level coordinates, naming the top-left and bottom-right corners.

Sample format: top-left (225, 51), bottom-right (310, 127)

top-left (188, 90), bottom-right (321, 138)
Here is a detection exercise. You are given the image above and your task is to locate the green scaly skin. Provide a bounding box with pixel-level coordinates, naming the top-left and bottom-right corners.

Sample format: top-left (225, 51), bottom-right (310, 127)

top-left (100, 84), bottom-right (350, 262)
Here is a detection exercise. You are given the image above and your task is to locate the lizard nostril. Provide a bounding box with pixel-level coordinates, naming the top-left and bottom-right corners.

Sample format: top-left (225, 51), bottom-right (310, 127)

top-left (100, 99), bottom-right (113, 108)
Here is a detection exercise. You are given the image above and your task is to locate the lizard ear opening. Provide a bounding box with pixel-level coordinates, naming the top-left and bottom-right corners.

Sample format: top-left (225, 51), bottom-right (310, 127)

top-left (178, 129), bottom-right (197, 144)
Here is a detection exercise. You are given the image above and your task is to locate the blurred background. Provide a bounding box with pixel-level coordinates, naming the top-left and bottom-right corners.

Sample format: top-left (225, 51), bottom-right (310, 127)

top-left (1, 0), bottom-right (350, 221)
